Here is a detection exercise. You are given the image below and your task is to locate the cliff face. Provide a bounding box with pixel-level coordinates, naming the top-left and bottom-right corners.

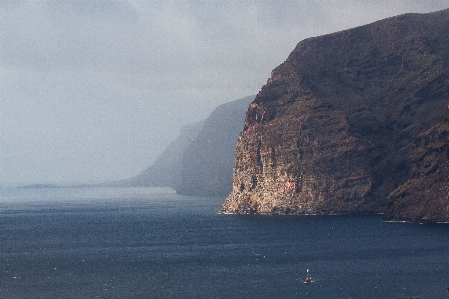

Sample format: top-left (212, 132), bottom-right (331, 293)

top-left (220, 9), bottom-right (449, 216)
top-left (115, 96), bottom-right (253, 194)
top-left (176, 96), bottom-right (254, 196)
top-left (384, 107), bottom-right (449, 222)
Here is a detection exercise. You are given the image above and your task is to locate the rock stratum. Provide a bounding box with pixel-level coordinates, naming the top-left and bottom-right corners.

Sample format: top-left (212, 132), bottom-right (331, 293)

top-left (384, 106), bottom-right (449, 222)
top-left (220, 9), bottom-right (449, 221)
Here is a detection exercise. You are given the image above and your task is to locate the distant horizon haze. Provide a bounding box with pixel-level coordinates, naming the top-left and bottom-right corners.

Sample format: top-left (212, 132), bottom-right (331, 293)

top-left (2, 1), bottom-right (449, 185)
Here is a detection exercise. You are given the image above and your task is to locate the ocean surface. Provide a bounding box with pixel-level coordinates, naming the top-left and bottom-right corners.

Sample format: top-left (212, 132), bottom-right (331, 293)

top-left (1, 187), bottom-right (449, 299)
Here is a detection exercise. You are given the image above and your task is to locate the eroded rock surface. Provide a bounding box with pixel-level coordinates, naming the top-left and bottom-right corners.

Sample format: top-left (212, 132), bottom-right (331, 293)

top-left (220, 9), bottom-right (449, 218)
top-left (384, 107), bottom-right (449, 222)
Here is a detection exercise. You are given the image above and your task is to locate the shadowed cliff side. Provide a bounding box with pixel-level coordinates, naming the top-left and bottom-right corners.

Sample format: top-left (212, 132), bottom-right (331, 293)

top-left (114, 121), bottom-right (204, 188)
top-left (220, 9), bottom-right (449, 217)
top-left (176, 96), bottom-right (255, 196)
top-left (112, 96), bottom-right (253, 193)
top-left (384, 106), bottom-right (449, 222)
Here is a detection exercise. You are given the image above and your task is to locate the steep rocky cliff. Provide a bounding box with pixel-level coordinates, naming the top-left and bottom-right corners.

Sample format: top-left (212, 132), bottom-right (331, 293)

top-left (177, 96), bottom-right (254, 196)
top-left (384, 106), bottom-right (449, 222)
top-left (114, 96), bottom-right (253, 194)
top-left (220, 9), bottom-right (449, 217)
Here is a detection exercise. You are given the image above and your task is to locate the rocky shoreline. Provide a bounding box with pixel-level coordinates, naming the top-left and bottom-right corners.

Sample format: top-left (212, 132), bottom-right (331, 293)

top-left (220, 9), bottom-right (449, 222)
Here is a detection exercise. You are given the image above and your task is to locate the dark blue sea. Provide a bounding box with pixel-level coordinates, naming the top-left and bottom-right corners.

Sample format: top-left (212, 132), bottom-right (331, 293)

top-left (1, 187), bottom-right (449, 299)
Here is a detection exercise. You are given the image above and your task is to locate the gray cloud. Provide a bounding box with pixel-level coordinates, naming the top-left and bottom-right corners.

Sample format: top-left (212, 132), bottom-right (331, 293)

top-left (2, 0), bottom-right (448, 184)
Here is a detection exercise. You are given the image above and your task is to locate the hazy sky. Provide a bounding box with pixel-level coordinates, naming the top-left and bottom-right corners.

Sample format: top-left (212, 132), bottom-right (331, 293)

top-left (2, 0), bottom-right (449, 185)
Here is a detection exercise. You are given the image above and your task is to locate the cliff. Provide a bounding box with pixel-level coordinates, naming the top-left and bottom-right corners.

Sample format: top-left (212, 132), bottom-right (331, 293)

top-left (115, 95), bottom-right (254, 195)
top-left (116, 121), bottom-right (204, 188)
top-left (384, 107), bottom-right (449, 222)
top-left (220, 9), bottom-right (449, 218)
top-left (176, 96), bottom-right (254, 196)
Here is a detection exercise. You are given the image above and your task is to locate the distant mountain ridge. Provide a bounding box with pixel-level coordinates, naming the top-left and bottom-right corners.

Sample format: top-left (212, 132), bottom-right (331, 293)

top-left (220, 9), bottom-right (449, 222)
top-left (177, 95), bottom-right (255, 196)
top-left (118, 96), bottom-right (254, 195)
top-left (118, 121), bottom-right (204, 188)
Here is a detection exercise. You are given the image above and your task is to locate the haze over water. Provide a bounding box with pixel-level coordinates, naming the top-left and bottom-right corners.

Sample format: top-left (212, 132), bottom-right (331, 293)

top-left (3, 1), bottom-right (449, 186)
top-left (2, 187), bottom-right (449, 298)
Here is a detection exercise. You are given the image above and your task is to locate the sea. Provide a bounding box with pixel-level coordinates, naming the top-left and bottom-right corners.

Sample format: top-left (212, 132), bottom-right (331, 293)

top-left (1, 186), bottom-right (449, 299)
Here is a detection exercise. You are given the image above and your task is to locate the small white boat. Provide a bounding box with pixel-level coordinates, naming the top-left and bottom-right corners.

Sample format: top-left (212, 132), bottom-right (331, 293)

top-left (304, 269), bottom-right (313, 284)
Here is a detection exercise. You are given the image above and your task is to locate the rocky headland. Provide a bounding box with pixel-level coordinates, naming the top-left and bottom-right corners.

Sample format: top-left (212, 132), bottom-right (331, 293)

top-left (117, 121), bottom-right (204, 188)
top-left (117, 96), bottom-right (254, 195)
top-left (220, 9), bottom-right (449, 221)
top-left (177, 96), bottom-right (254, 196)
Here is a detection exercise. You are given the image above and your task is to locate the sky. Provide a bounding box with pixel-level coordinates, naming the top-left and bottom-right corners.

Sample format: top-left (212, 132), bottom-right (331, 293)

top-left (2, 0), bottom-right (449, 185)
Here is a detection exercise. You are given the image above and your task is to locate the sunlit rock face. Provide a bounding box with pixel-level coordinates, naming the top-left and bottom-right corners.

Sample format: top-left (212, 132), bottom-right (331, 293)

top-left (221, 9), bottom-right (449, 218)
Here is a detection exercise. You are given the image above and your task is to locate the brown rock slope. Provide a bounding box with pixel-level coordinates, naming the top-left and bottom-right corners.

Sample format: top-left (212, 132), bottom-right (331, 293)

top-left (220, 9), bottom-right (449, 216)
top-left (384, 107), bottom-right (449, 222)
